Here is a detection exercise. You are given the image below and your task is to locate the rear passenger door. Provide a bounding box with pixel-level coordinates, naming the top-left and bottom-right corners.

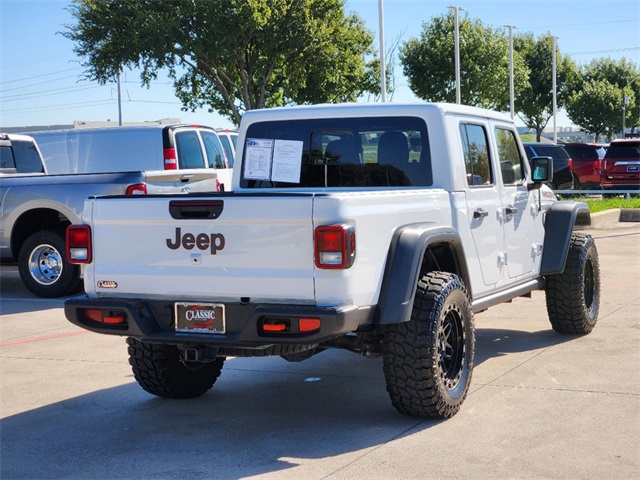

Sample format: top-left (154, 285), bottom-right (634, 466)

top-left (460, 122), bottom-right (504, 288)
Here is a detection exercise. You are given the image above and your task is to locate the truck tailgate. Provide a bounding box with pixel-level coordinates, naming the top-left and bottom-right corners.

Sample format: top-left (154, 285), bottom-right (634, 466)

top-left (85, 194), bottom-right (315, 301)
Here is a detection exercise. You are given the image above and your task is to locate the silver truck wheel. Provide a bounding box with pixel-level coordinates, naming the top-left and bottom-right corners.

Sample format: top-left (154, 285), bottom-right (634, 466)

top-left (127, 338), bottom-right (225, 398)
top-left (18, 230), bottom-right (80, 298)
top-left (28, 243), bottom-right (61, 285)
top-left (545, 233), bottom-right (600, 334)
top-left (382, 272), bottom-right (475, 419)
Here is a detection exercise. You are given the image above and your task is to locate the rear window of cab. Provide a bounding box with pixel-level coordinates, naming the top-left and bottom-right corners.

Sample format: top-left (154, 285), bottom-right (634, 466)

top-left (240, 116), bottom-right (432, 188)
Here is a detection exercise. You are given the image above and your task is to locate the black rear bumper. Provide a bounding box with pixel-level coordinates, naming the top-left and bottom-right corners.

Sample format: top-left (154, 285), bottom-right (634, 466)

top-left (64, 296), bottom-right (372, 348)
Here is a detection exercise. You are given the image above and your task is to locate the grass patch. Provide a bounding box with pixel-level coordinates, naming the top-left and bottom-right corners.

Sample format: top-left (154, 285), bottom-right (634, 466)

top-left (561, 196), bottom-right (640, 213)
top-left (519, 133), bottom-right (537, 143)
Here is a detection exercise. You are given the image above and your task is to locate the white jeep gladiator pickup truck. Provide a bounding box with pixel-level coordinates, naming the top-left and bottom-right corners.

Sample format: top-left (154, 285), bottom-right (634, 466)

top-left (64, 103), bottom-right (600, 419)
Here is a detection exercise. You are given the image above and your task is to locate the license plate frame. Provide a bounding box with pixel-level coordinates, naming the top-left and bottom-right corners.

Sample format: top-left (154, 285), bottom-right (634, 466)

top-left (175, 302), bottom-right (225, 334)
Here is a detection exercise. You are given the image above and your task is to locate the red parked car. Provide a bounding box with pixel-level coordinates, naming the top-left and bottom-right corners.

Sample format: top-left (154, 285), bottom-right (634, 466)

top-left (562, 142), bottom-right (607, 189)
top-left (600, 139), bottom-right (640, 190)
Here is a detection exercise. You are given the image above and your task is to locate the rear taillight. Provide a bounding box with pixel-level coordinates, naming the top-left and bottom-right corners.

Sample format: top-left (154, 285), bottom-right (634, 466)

top-left (125, 183), bottom-right (147, 195)
top-left (79, 308), bottom-right (127, 327)
top-left (259, 317), bottom-right (321, 335)
top-left (83, 309), bottom-right (126, 325)
top-left (66, 225), bottom-right (92, 264)
top-left (315, 225), bottom-right (356, 269)
top-left (164, 148), bottom-right (177, 170)
top-left (594, 159), bottom-right (601, 172)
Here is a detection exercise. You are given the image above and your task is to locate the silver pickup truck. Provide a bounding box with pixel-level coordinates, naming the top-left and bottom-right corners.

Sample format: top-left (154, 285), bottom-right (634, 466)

top-left (0, 133), bottom-right (218, 298)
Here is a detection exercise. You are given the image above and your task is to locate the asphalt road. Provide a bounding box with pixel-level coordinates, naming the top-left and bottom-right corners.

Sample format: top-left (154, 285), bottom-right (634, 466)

top-left (1, 223), bottom-right (639, 480)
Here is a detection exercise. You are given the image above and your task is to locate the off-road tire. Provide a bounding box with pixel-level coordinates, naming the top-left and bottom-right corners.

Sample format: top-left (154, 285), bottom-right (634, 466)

top-left (18, 230), bottom-right (81, 298)
top-left (545, 233), bottom-right (600, 334)
top-left (127, 337), bottom-right (224, 398)
top-left (382, 272), bottom-right (475, 419)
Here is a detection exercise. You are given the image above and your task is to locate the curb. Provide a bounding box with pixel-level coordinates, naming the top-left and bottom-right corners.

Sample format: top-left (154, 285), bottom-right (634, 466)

top-left (576, 208), bottom-right (640, 230)
top-left (620, 208), bottom-right (640, 222)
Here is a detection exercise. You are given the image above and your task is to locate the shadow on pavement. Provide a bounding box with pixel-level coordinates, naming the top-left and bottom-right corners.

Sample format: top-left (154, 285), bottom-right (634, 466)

top-left (475, 327), bottom-right (574, 365)
top-left (0, 265), bottom-right (76, 314)
top-left (0, 325), bottom-right (578, 479)
top-left (0, 352), bottom-right (430, 479)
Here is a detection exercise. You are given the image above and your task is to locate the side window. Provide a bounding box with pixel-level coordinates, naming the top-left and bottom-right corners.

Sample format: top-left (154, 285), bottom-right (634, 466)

top-left (201, 131), bottom-right (227, 169)
top-left (460, 123), bottom-right (492, 186)
top-left (494, 128), bottom-right (525, 185)
top-left (175, 131), bottom-right (206, 169)
top-left (12, 140), bottom-right (44, 173)
top-left (217, 134), bottom-right (234, 167)
top-left (0, 146), bottom-right (16, 170)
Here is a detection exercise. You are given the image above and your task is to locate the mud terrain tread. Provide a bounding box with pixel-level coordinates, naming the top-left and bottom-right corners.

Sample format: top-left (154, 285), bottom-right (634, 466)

top-left (546, 233), bottom-right (600, 334)
top-left (127, 338), bottom-right (224, 398)
top-left (382, 272), bottom-right (475, 419)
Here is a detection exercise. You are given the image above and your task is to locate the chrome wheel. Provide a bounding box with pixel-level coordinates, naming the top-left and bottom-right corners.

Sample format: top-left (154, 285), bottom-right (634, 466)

top-left (28, 243), bottom-right (63, 285)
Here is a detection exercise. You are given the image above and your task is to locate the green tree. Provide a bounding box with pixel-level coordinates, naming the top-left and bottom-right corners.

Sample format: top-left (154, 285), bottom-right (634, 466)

top-left (514, 32), bottom-right (578, 142)
top-left (565, 80), bottom-right (630, 142)
top-left (575, 58), bottom-right (640, 136)
top-left (64, 0), bottom-right (377, 125)
top-left (400, 12), bottom-right (527, 110)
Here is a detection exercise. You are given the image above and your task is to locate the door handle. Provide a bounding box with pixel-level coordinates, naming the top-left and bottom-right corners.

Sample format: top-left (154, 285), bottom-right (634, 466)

top-left (169, 199), bottom-right (224, 219)
top-left (473, 208), bottom-right (489, 219)
top-left (505, 206), bottom-right (518, 216)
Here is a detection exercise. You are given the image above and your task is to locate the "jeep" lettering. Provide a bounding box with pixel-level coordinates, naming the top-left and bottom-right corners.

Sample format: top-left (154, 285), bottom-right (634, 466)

top-left (166, 227), bottom-right (226, 255)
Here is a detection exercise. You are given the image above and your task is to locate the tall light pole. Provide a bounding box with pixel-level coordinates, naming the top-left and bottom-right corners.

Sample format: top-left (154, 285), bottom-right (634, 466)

top-left (449, 5), bottom-right (465, 104)
top-left (552, 36), bottom-right (558, 143)
top-left (117, 70), bottom-right (123, 126)
top-left (378, 0), bottom-right (386, 103)
top-left (504, 24), bottom-right (516, 119)
top-left (623, 96), bottom-right (630, 137)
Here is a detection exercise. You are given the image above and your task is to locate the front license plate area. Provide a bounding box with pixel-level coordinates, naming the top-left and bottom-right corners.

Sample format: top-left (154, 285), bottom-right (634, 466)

top-left (175, 302), bottom-right (225, 334)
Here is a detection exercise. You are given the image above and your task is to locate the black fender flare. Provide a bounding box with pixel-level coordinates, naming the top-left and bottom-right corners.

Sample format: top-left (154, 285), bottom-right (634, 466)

top-left (540, 201), bottom-right (591, 275)
top-left (376, 224), bottom-right (471, 325)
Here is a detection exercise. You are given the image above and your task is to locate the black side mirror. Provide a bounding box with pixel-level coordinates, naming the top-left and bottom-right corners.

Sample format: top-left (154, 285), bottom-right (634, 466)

top-left (528, 156), bottom-right (553, 190)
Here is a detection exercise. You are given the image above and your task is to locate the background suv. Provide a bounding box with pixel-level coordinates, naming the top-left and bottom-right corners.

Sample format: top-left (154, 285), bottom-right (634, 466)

top-left (600, 139), bottom-right (640, 190)
top-left (523, 142), bottom-right (574, 190)
top-left (562, 142), bottom-right (607, 189)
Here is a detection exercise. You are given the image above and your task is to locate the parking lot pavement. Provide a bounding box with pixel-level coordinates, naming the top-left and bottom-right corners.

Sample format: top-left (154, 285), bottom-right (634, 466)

top-left (1, 223), bottom-right (639, 480)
